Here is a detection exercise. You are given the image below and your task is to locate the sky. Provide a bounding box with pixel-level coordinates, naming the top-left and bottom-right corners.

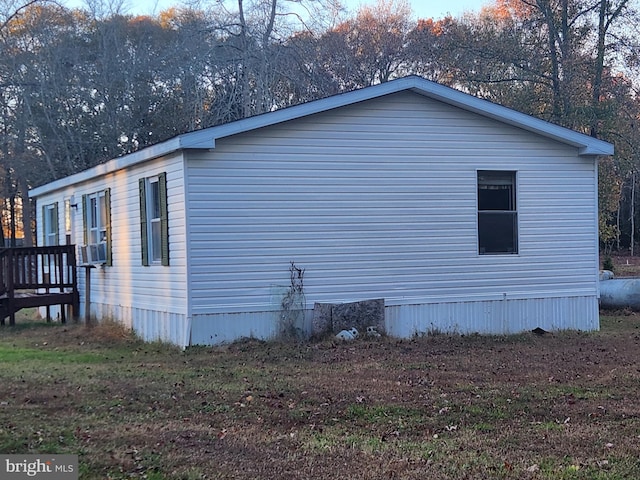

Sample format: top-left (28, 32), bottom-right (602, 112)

top-left (63, 0), bottom-right (491, 20)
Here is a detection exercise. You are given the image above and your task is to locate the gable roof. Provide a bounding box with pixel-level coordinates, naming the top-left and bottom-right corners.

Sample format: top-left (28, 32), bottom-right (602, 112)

top-left (30, 75), bottom-right (614, 198)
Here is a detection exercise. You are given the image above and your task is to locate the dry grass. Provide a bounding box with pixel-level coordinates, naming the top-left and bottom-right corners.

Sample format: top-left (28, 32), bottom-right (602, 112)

top-left (1, 312), bottom-right (640, 479)
top-left (604, 253), bottom-right (640, 277)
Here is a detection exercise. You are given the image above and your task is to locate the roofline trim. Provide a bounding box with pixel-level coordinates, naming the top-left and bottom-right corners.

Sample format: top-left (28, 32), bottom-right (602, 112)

top-left (29, 76), bottom-right (614, 198)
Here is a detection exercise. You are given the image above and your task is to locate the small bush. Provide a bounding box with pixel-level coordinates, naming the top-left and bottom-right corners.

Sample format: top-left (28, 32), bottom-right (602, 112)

top-left (88, 318), bottom-right (138, 344)
top-left (279, 262), bottom-right (306, 340)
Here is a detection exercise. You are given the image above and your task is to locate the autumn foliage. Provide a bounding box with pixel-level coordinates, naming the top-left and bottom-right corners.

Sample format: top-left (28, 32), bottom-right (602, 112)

top-left (0, 0), bottom-right (637, 249)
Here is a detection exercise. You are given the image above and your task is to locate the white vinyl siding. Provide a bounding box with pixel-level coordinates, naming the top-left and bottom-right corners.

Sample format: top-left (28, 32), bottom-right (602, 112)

top-left (185, 91), bottom-right (598, 315)
top-left (32, 154), bottom-right (188, 344)
top-left (97, 157), bottom-right (186, 314)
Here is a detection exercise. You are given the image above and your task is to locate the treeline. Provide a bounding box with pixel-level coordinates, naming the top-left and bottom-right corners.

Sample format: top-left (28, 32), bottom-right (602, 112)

top-left (1, 0), bottom-right (639, 249)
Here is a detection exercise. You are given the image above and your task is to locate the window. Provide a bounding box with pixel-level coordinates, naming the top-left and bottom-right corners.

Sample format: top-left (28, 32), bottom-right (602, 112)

top-left (62, 198), bottom-right (71, 245)
top-left (88, 193), bottom-right (106, 244)
top-left (83, 189), bottom-right (112, 265)
top-left (477, 171), bottom-right (517, 254)
top-left (43, 203), bottom-right (58, 246)
top-left (139, 173), bottom-right (169, 266)
top-left (64, 198), bottom-right (72, 235)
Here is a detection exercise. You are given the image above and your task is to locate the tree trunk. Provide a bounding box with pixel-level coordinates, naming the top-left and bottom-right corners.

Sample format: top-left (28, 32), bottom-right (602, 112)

top-left (540, 1), bottom-right (563, 121)
top-left (631, 172), bottom-right (635, 256)
top-left (617, 201), bottom-right (621, 251)
top-left (9, 193), bottom-right (16, 247)
top-left (237, 0), bottom-right (252, 119)
top-left (592, 0), bottom-right (630, 137)
top-left (19, 177), bottom-right (33, 247)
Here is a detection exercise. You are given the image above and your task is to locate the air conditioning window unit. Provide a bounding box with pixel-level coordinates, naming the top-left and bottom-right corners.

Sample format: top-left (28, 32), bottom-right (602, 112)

top-left (79, 243), bottom-right (107, 265)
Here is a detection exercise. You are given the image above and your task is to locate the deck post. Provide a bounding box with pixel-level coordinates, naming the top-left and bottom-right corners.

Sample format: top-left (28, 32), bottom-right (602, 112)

top-left (7, 249), bottom-right (15, 326)
top-left (84, 265), bottom-right (94, 325)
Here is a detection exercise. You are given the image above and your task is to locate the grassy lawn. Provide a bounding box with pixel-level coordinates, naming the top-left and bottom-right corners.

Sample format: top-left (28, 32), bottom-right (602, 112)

top-left (1, 314), bottom-right (639, 479)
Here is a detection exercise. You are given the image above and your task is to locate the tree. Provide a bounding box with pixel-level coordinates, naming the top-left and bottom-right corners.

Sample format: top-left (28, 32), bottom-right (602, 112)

top-left (314, 0), bottom-right (415, 90)
top-left (405, 17), bottom-right (458, 84)
top-left (207, 0), bottom-right (343, 118)
top-left (1, 0), bottom-right (638, 251)
top-left (0, 1), bottom-right (74, 245)
top-left (590, 0), bottom-right (634, 137)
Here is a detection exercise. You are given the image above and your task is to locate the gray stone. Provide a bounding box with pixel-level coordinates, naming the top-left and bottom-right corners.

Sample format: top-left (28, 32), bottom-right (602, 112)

top-left (331, 298), bottom-right (385, 334)
top-left (312, 302), bottom-right (336, 337)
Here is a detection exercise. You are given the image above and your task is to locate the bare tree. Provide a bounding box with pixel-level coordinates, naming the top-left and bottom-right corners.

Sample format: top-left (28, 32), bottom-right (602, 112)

top-left (208, 0), bottom-right (344, 118)
top-left (314, 0), bottom-right (415, 90)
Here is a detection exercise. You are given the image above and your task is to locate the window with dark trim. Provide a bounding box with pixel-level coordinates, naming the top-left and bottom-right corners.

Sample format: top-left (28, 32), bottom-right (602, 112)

top-left (139, 172), bottom-right (169, 266)
top-left (82, 189), bottom-right (112, 265)
top-left (43, 203), bottom-right (59, 246)
top-left (478, 170), bottom-right (518, 254)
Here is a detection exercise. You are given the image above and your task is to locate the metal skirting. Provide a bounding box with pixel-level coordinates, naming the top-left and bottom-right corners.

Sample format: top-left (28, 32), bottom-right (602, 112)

top-left (88, 302), bottom-right (189, 347)
top-left (384, 296), bottom-right (599, 338)
top-left (87, 296), bottom-right (598, 347)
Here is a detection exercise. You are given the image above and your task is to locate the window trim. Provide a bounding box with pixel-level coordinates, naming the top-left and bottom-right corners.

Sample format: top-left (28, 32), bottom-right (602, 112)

top-left (139, 172), bottom-right (169, 266)
top-left (43, 203), bottom-right (59, 246)
top-left (477, 170), bottom-right (518, 255)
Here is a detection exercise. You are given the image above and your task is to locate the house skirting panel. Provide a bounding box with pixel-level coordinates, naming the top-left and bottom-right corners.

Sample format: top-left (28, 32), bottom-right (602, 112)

top-left (85, 295), bottom-right (598, 347)
top-left (86, 302), bottom-right (189, 347)
top-left (190, 310), bottom-right (314, 345)
top-left (188, 295), bottom-right (598, 346)
top-left (384, 295), bottom-right (599, 338)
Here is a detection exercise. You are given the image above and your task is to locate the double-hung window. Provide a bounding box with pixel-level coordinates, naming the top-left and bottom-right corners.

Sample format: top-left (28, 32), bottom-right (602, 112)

top-left (139, 173), bottom-right (169, 266)
top-left (43, 203), bottom-right (59, 246)
top-left (83, 189), bottom-right (111, 265)
top-left (477, 171), bottom-right (518, 254)
top-left (88, 193), bottom-right (107, 244)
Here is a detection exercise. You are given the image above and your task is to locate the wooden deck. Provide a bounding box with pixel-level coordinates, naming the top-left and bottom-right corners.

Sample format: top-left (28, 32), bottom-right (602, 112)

top-left (0, 245), bottom-right (80, 325)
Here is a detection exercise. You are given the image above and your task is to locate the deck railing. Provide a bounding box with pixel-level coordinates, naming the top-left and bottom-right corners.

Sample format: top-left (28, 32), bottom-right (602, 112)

top-left (0, 245), bottom-right (79, 325)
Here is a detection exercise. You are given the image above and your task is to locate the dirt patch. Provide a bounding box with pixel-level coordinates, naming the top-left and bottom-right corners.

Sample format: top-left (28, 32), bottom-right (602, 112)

top-left (1, 316), bottom-right (639, 479)
top-left (603, 253), bottom-right (640, 276)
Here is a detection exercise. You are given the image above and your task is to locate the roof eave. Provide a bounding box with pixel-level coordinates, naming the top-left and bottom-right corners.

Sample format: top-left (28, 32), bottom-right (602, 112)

top-left (29, 137), bottom-right (186, 198)
top-left (29, 76), bottom-right (614, 199)
top-left (404, 80), bottom-right (614, 157)
top-left (189, 76), bottom-right (613, 157)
